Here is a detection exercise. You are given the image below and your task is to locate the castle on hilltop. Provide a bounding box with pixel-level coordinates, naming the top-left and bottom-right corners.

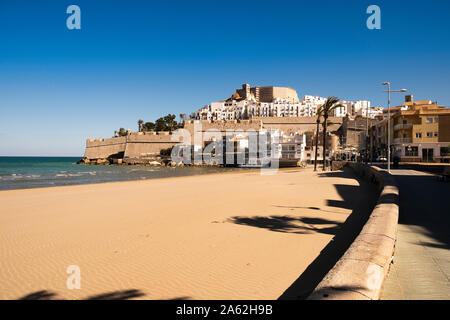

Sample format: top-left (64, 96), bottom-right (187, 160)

top-left (233, 83), bottom-right (300, 103)
top-left (191, 83), bottom-right (374, 121)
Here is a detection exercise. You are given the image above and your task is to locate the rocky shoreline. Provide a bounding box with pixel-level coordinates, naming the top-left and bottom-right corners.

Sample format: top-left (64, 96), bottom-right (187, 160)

top-left (76, 157), bottom-right (222, 167)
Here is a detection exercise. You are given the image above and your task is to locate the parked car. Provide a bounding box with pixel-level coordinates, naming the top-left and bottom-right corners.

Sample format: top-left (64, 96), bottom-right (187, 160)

top-left (376, 156), bottom-right (387, 162)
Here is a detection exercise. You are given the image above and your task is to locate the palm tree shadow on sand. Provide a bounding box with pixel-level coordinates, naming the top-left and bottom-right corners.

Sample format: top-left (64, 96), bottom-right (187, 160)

top-left (18, 289), bottom-right (145, 300)
top-left (228, 215), bottom-right (343, 235)
top-left (228, 167), bottom-right (379, 300)
top-left (86, 289), bottom-right (145, 300)
top-left (19, 290), bottom-right (57, 300)
top-left (277, 167), bottom-right (379, 299)
top-left (18, 289), bottom-right (192, 300)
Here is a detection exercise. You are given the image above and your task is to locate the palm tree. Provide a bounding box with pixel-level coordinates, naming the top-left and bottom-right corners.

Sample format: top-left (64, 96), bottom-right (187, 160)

top-left (314, 106), bottom-right (323, 171)
top-left (138, 119), bottom-right (144, 132)
top-left (143, 122), bottom-right (155, 132)
top-left (320, 97), bottom-right (343, 171)
top-left (118, 128), bottom-right (127, 137)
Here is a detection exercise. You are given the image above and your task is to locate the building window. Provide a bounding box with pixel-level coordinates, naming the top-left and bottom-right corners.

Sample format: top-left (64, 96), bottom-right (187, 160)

top-left (405, 146), bottom-right (418, 157)
top-left (435, 117), bottom-right (439, 123)
top-left (434, 132), bottom-right (438, 137)
top-left (402, 119), bottom-right (407, 124)
top-left (441, 147), bottom-right (450, 156)
top-left (427, 132), bottom-right (433, 138)
top-left (426, 117), bottom-right (433, 123)
top-left (415, 132), bottom-right (422, 138)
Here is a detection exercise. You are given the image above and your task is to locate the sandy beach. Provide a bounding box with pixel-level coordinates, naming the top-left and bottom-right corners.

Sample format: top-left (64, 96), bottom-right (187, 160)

top-left (0, 167), bottom-right (378, 300)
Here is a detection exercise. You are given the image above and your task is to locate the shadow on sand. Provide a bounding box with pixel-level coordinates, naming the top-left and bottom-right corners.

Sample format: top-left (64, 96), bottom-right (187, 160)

top-left (17, 289), bottom-right (192, 300)
top-left (228, 215), bottom-right (342, 235)
top-left (18, 289), bottom-right (145, 300)
top-left (19, 290), bottom-right (58, 300)
top-left (226, 167), bottom-right (379, 299)
top-left (276, 167), bottom-right (379, 299)
top-left (86, 289), bottom-right (145, 300)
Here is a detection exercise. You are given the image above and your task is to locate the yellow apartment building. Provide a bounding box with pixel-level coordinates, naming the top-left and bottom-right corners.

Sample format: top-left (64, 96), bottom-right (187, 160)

top-left (391, 96), bottom-right (450, 162)
top-left (368, 118), bottom-right (389, 159)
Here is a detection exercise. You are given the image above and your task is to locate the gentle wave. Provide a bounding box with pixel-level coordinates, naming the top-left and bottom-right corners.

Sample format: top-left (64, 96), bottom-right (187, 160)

top-left (0, 157), bottom-right (246, 190)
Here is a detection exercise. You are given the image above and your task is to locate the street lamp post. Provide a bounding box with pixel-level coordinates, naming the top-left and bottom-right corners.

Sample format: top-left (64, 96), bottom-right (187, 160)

top-left (366, 103), bottom-right (369, 165)
top-left (382, 82), bottom-right (407, 173)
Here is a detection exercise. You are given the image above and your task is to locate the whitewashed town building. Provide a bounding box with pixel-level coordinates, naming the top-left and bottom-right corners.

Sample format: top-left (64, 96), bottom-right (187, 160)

top-left (191, 84), bottom-right (377, 120)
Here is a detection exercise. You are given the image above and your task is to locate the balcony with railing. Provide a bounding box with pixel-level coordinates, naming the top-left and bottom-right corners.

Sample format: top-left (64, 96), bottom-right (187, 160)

top-left (393, 137), bottom-right (412, 144)
top-left (393, 123), bottom-right (413, 131)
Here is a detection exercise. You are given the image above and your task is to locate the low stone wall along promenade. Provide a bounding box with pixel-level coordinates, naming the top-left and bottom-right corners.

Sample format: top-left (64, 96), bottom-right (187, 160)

top-left (309, 162), bottom-right (399, 300)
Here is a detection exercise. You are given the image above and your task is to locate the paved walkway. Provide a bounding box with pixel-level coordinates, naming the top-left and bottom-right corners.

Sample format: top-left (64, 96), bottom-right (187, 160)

top-left (381, 169), bottom-right (450, 299)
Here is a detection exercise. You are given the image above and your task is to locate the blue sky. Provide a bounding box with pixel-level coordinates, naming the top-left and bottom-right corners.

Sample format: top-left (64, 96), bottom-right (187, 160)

top-left (1, 0), bottom-right (449, 156)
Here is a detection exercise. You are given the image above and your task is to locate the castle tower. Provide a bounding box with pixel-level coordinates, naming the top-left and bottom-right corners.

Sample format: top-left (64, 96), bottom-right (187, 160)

top-left (243, 83), bottom-right (250, 100)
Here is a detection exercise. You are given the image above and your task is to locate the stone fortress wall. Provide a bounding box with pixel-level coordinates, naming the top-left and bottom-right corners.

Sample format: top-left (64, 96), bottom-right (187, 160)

top-left (83, 117), bottom-right (345, 161)
top-left (184, 117), bottom-right (343, 134)
top-left (256, 116), bottom-right (343, 134)
top-left (84, 132), bottom-right (178, 160)
top-left (183, 119), bottom-right (261, 134)
top-left (123, 132), bottom-right (178, 159)
top-left (84, 136), bottom-right (127, 159)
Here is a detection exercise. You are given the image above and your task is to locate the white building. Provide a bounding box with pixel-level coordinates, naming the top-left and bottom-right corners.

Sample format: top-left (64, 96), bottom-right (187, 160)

top-left (332, 100), bottom-right (375, 118)
top-left (192, 95), bottom-right (326, 120)
top-left (191, 88), bottom-right (373, 120)
top-left (356, 106), bottom-right (383, 118)
top-left (298, 95), bottom-right (327, 117)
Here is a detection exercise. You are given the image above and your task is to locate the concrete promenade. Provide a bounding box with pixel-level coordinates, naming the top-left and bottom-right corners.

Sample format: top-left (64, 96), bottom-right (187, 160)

top-left (381, 169), bottom-right (450, 299)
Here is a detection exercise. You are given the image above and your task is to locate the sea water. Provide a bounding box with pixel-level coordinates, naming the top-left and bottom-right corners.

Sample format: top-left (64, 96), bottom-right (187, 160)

top-left (0, 157), bottom-right (243, 190)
